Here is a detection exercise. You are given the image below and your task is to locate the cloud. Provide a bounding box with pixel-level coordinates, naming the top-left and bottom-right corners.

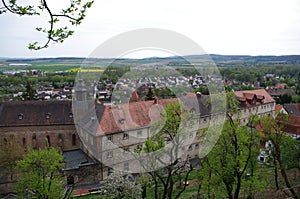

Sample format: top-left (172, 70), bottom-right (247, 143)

top-left (0, 0), bottom-right (299, 57)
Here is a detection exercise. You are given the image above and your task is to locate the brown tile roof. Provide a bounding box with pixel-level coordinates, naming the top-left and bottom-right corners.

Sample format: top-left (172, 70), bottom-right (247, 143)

top-left (0, 100), bottom-right (74, 127)
top-left (279, 115), bottom-right (300, 135)
top-left (244, 93), bottom-right (255, 100)
top-left (234, 89), bottom-right (275, 106)
top-left (275, 105), bottom-right (283, 115)
top-left (95, 95), bottom-right (212, 135)
top-left (96, 98), bottom-right (179, 135)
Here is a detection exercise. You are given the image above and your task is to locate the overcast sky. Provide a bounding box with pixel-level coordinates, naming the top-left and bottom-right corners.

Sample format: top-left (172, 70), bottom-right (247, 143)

top-left (0, 0), bottom-right (300, 58)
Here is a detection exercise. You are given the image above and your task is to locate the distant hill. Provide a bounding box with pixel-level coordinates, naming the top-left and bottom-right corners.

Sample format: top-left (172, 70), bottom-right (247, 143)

top-left (1, 54), bottom-right (300, 70)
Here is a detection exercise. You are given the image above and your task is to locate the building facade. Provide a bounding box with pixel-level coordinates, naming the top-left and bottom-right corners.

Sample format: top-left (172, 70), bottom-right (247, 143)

top-left (0, 89), bottom-right (275, 193)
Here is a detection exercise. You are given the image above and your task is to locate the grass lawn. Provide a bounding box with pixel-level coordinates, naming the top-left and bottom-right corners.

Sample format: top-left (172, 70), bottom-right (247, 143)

top-left (75, 167), bottom-right (300, 199)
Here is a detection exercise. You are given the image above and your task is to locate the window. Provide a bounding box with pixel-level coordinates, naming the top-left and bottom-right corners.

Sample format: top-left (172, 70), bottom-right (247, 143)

top-left (107, 136), bottom-right (113, 142)
top-left (190, 109), bottom-right (195, 114)
top-left (107, 151), bottom-right (113, 158)
top-left (123, 133), bottom-right (129, 139)
top-left (119, 118), bottom-right (125, 124)
top-left (124, 162), bottom-right (129, 171)
top-left (72, 133), bottom-right (76, 146)
top-left (32, 134), bottom-right (37, 149)
top-left (69, 112), bottom-right (73, 118)
top-left (188, 145), bottom-right (193, 151)
top-left (203, 118), bottom-right (207, 123)
top-left (137, 131), bottom-right (142, 137)
top-left (108, 168), bottom-right (113, 176)
top-left (123, 147), bottom-right (129, 153)
top-left (195, 143), bottom-right (199, 149)
top-left (22, 137), bottom-right (26, 147)
top-left (58, 134), bottom-right (63, 148)
top-left (46, 135), bottom-right (51, 146)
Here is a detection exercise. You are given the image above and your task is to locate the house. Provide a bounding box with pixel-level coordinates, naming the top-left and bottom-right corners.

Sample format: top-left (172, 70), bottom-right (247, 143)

top-left (275, 83), bottom-right (287, 89)
top-left (234, 89), bottom-right (276, 125)
top-left (280, 103), bottom-right (300, 139)
top-left (266, 89), bottom-right (293, 99)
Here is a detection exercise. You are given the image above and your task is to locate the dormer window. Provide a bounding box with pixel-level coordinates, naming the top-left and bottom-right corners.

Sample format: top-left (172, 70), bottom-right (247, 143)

top-left (18, 113), bottom-right (24, 120)
top-left (119, 118), bottom-right (125, 124)
top-left (46, 112), bottom-right (52, 119)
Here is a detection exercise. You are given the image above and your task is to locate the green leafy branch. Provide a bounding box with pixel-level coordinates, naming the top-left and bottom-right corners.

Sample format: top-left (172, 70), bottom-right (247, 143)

top-left (0, 0), bottom-right (94, 50)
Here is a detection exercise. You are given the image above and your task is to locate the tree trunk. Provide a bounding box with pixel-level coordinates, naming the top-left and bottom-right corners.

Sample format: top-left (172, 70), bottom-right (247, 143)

top-left (153, 176), bottom-right (159, 199)
top-left (224, 181), bottom-right (234, 199)
top-left (275, 140), bottom-right (299, 199)
top-left (273, 158), bottom-right (280, 190)
top-left (167, 176), bottom-right (174, 199)
top-left (142, 185), bottom-right (147, 199)
top-left (234, 175), bottom-right (242, 199)
top-left (280, 165), bottom-right (299, 199)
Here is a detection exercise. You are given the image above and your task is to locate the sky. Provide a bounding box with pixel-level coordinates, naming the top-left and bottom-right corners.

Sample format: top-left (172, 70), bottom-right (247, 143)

top-left (0, 0), bottom-right (300, 58)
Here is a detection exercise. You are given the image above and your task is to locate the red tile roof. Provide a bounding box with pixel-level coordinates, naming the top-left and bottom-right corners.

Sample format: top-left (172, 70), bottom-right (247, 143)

top-left (280, 115), bottom-right (300, 135)
top-left (274, 105), bottom-right (283, 115)
top-left (96, 98), bottom-right (178, 135)
top-left (234, 89), bottom-right (275, 105)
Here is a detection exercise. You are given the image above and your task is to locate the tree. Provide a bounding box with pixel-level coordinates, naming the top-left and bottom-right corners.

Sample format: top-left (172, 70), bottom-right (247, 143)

top-left (197, 93), bottom-right (263, 199)
top-left (99, 171), bottom-right (142, 199)
top-left (277, 93), bottom-right (292, 104)
top-left (260, 115), bottom-right (299, 199)
top-left (136, 102), bottom-right (193, 199)
top-left (22, 81), bottom-right (35, 100)
top-left (0, 0), bottom-right (94, 50)
top-left (15, 146), bottom-right (65, 199)
top-left (136, 173), bottom-right (152, 199)
top-left (0, 135), bottom-right (25, 185)
top-left (200, 117), bottom-right (262, 199)
top-left (146, 86), bottom-right (155, 100)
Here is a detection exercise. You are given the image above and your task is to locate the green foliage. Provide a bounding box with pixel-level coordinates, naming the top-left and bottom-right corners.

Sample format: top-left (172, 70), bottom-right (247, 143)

top-left (277, 93), bottom-right (292, 104)
top-left (22, 81), bottom-right (35, 100)
top-left (198, 112), bottom-right (263, 199)
top-left (15, 147), bottom-right (65, 199)
top-left (100, 172), bottom-right (142, 199)
top-left (137, 102), bottom-right (193, 199)
top-left (281, 136), bottom-right (300, 170)
top-left (0, 0), bottom-right (94, 50)
top-left (145, 87), bottom-right (155, 100)
top-left (260, 115), bottom-right (300, 198)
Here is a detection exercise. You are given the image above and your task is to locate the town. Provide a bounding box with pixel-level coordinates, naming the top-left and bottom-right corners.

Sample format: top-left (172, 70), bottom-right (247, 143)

top-left (0, 56), bottom-right (299, 198)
